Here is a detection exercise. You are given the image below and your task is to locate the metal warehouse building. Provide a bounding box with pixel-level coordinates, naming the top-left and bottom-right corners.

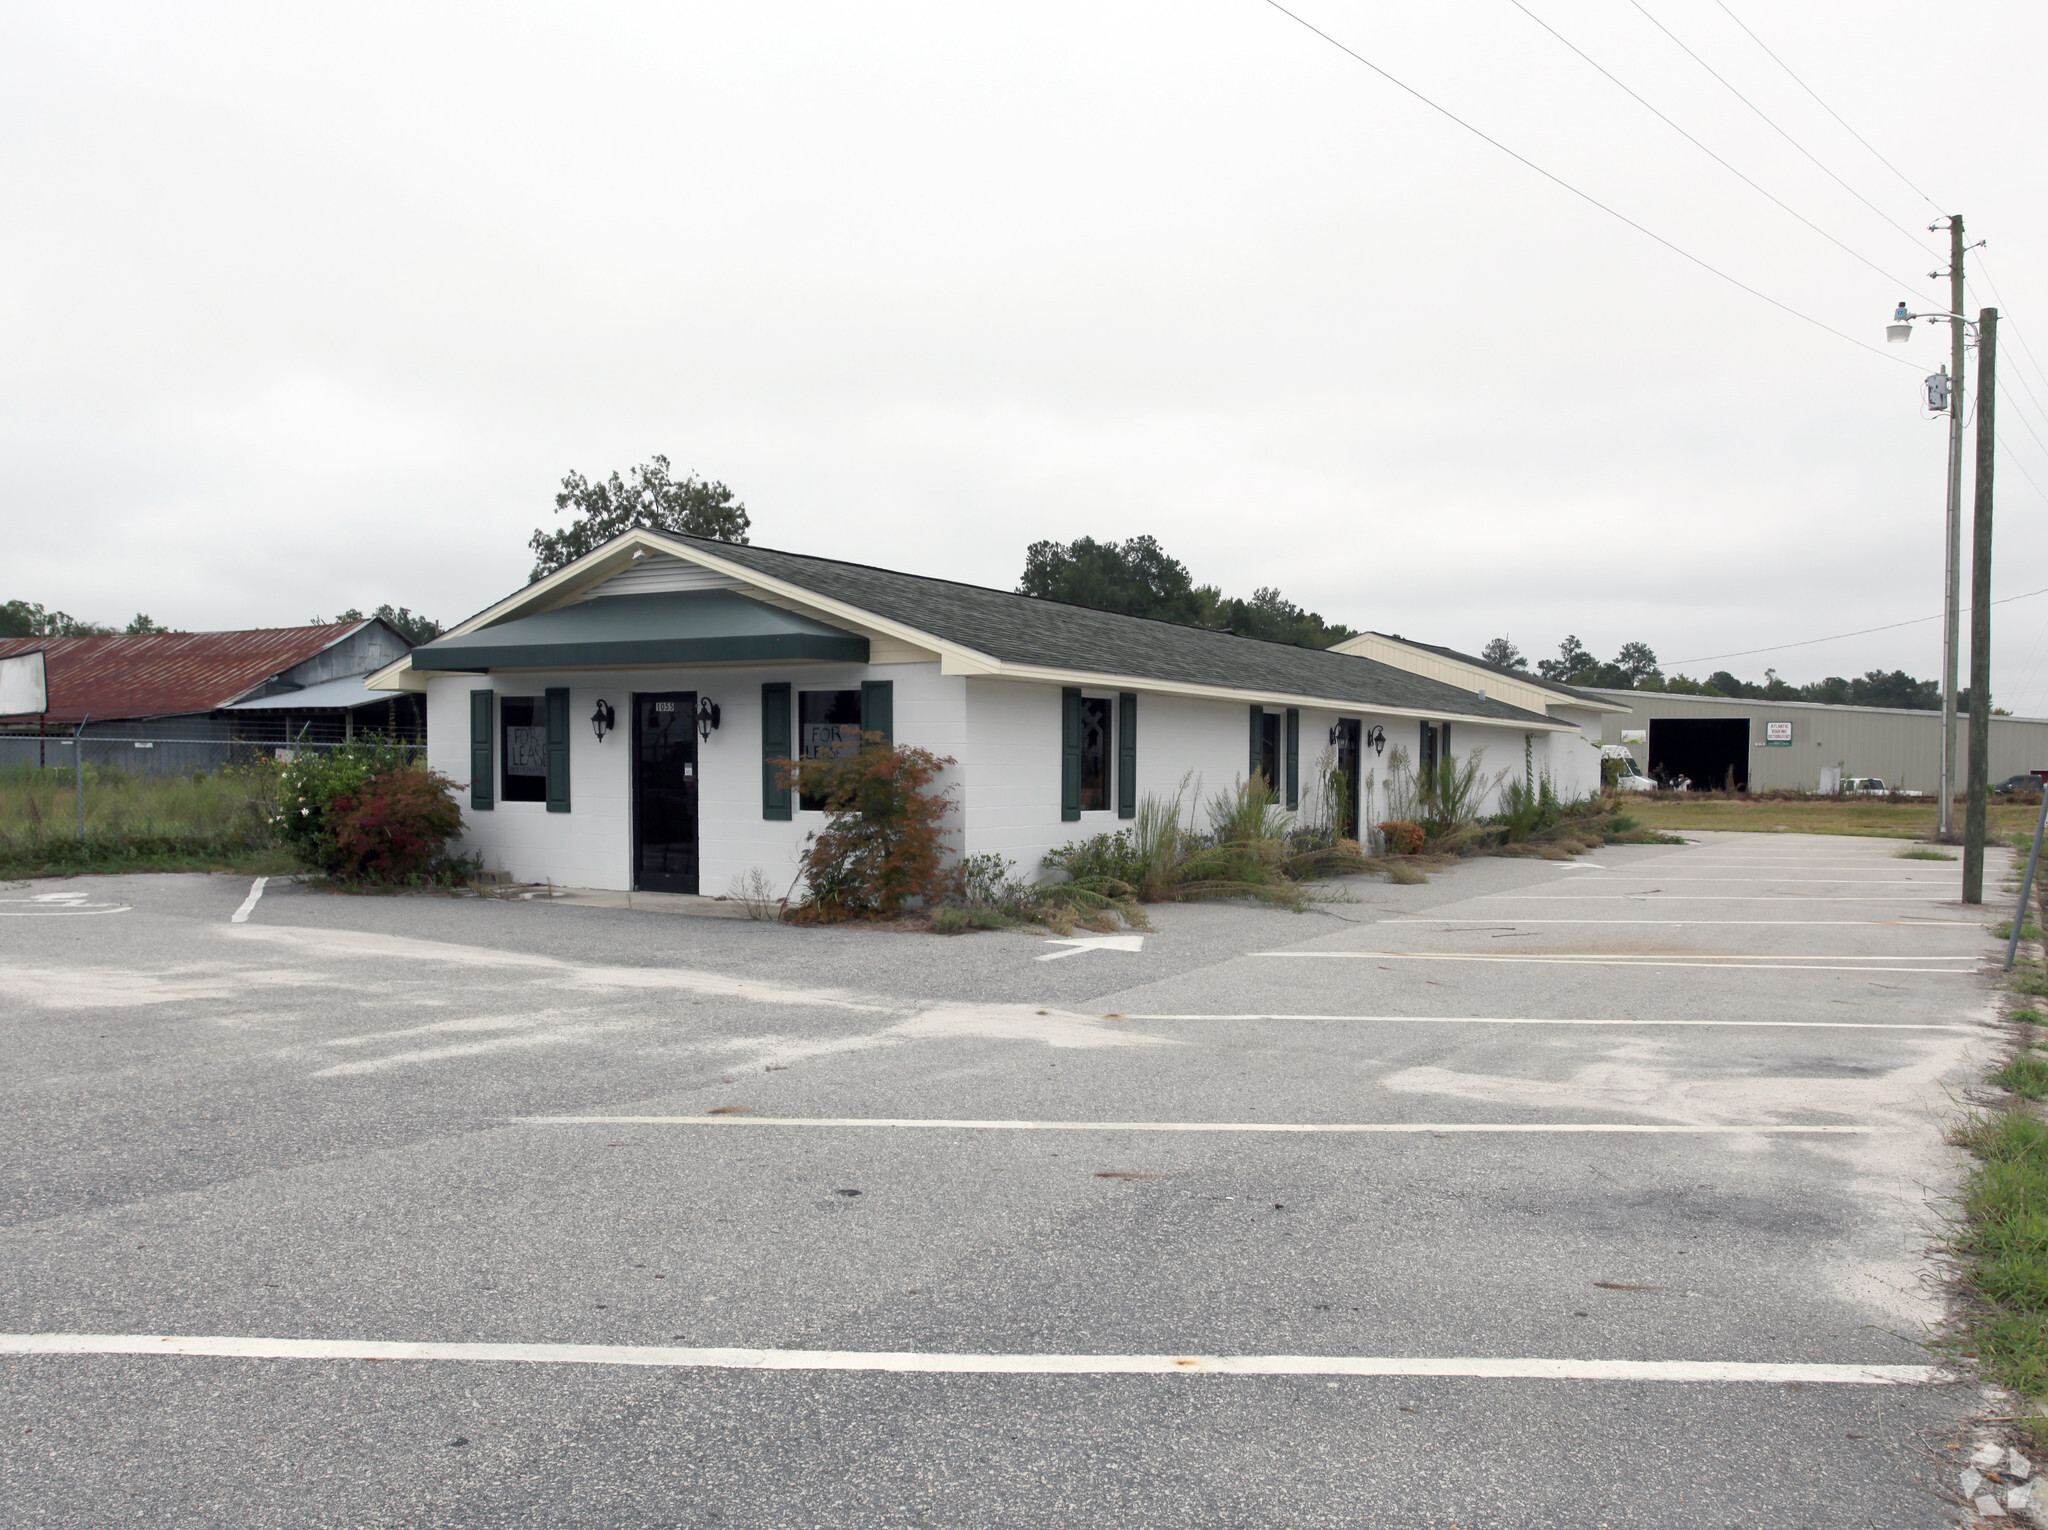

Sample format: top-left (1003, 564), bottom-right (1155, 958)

top-left (1582, 689), bottom-right (2048, 793)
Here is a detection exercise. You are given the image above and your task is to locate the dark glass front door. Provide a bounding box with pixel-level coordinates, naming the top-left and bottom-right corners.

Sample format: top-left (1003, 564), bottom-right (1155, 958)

top-left (1334, 719), bottom-right (1362, 840)
top-left (635, 693), bottom-right (699, 894)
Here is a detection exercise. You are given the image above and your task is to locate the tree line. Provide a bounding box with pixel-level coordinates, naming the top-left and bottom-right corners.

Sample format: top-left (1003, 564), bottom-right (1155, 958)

top-left (1485, 634), bottom-right (1975, 712)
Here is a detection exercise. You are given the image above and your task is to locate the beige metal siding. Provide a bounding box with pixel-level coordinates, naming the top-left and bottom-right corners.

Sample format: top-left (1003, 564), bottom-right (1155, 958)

top-left (1585, 689), bottom-right (2048, 792)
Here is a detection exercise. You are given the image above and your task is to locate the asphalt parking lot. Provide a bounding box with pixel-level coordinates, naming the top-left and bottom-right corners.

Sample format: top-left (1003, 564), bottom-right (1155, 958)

top-left (0, 831), bottom-right (2006, 1527)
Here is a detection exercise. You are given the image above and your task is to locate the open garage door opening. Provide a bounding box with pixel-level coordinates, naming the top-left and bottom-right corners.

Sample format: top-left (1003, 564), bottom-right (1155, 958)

top-left (1649, 717), bottom-right (1750, 792)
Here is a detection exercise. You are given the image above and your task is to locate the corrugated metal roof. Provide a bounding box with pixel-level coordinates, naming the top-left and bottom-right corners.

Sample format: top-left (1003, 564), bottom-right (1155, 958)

top-left (220, 672), bottom-right (396, 711)
top-left (0, 624), bottom-right (368, 723)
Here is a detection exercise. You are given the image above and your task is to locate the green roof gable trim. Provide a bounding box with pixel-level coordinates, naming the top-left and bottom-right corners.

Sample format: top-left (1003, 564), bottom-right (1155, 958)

top-left (411, 590), bottom-right (870, 672)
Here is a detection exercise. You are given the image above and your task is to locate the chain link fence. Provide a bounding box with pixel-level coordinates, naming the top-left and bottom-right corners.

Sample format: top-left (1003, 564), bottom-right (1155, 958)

top-left (0, 734), bottom-right (421, 875)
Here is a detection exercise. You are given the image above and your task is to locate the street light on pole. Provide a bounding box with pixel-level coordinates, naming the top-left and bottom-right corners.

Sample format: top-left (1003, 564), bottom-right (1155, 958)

top-left (1889, 294), bottom-right (1997, 898)
top-left (1889, 227), bottom-right (1974, 844)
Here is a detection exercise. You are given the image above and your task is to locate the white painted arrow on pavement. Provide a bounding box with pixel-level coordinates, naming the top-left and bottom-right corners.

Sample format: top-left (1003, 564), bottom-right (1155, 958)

top-left (1035, 934), bottom-right (1146, 962)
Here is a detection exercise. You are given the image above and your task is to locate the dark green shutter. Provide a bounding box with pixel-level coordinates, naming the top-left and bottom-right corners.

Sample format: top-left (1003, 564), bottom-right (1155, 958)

top-left (1440, 723), bottom-right (1450, 762)
top-left (1249, 705), bottom-right (1264, 783)
top-left (469, 689), bottom-right (494, 811)
top-left (860, 680), bottom-right (893, 743)
top-left (544, 687), bottom-right (570, 813)
top-left (1061, 687), bottom-right (1082, 821)
top-left (1285, 708), bottom-right (1300, 810)
top-left (1116, 692), bottom-right (1137, 819)
top-left (761, 682), bottom-right (792, 820)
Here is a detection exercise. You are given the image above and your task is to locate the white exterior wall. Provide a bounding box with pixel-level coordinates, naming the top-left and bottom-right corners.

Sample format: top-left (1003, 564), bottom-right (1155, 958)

top-left (427, 662), bottom-right (963, 894)
top-left (429, 666), bottom-right (1572, 890)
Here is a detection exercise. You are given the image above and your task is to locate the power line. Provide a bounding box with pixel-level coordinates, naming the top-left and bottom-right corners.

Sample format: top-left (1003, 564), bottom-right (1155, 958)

top-left (1709, 0), bottom-right (1947, 214)
top-left (1666, 584), bottom-right (2048, 667)
top-left (1626, 0), bottom-right (1938, 256)
top-left (1256, 0), bottom-right (1922, 370)
top-left (1505, 0), bottom-right (1941, 301)
top-left (1974, 255), bottom-right (2048, 408)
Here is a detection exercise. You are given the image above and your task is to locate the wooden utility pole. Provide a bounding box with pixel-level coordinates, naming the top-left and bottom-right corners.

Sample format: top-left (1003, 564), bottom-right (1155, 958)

top-left (1938, 216), bottom-right (1966, 840)
top-left (1963, 307), bottom-right (1999, 903)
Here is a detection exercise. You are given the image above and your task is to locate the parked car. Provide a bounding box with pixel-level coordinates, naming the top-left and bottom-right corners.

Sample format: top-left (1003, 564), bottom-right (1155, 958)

top-left (1995, 774), bottom-right (2047, 795)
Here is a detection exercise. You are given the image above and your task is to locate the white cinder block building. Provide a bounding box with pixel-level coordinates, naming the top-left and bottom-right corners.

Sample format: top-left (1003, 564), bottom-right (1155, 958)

top-left (367, 532), bottom-right (1599, 895)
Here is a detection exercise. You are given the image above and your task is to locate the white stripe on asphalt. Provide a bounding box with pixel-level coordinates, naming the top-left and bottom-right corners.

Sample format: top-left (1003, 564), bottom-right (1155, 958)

top-left (229, 877), bottom-right (268, 924)
top-left (1113, 1014), bottom-right (1974, 1031)
top-left (1474, 895), bottom-right (1953, 903)
top-left (1524, 878), bottom-right (1950, 885)
top-left (1393, 918), bottom-right (1974, 926)
top-left (1251, 953), bottom-right (1972, 973)
top-left (0, 1334), bottom-right (1942, 1384)
top-left (523, 1117), bottom-right (1873, 1135)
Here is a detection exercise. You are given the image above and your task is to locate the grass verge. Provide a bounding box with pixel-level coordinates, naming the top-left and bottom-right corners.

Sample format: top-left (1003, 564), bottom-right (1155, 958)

top-left (1629, 794), bottom-right (2043, 840)
top-left (0, 836), bottom-right (301, 880)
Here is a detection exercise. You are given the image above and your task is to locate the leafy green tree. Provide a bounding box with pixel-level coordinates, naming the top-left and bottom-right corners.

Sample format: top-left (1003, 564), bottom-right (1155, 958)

top-left (529, 455), bottom-right (749, 581)
top-left (1479, 637), bottom-right (1526, 670)
top-left (1536, 635), bottom-right (1596, 682)
top-left (1613, 641), bottom-right (1660, 684)
top-left (1198, 586), bottom-right (1357, 648)
top-left (1017, 536), bottom-right (1355, 648)
top-left (124, 614), bottom-right (174, 634)
top-left (1018, 535), bottom-right (1206, 624)
top-left (0, 601), bottom-right (114, 638)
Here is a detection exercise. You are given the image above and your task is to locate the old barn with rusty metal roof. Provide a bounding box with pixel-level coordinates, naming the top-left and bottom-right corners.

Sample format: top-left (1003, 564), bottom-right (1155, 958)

top-left (0, 619), bottom-right (420, 742)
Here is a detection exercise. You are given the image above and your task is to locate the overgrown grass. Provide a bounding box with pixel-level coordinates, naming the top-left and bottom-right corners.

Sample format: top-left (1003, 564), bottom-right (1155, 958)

top-left (1951, 1110), bottom-right (2048, 1426)
top-left (1994, 1056), bottom-right (2048, 1101)
top-left (1899, 846), bottom-right (1958, 860)
top-left (0, 760), bottom-right (288, 877)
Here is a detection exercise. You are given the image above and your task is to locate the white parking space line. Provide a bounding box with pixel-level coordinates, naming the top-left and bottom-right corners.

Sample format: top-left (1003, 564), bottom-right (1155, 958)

top-left (525, 1116), bottom-right (1874, 1135)
top-left (1252, 953), bottom-right (1973, 973)
top-left (1393, 918), bottom-right (1974, 926)
top-left (0, 1333), bottom-right (1940, 1384)
top-left (229, 877), bottom-right (268, 924)
top-left (1524, 878), bottom-right (1951, 885)
top-left (1472, 895), bottom-right (1956, 903)
top-left (1113, 1014), bottom-right (1974, 1031)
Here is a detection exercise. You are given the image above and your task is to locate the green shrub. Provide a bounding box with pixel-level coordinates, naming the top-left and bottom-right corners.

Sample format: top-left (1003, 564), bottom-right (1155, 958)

top-left (1042, 829), bottom-right (1143, 888)
top-left (778, 737), bottom-right (956, 921)
top-left (328, 767), bottom-right (466, 882)
top-left (931, 906), bottom-right (971, 934)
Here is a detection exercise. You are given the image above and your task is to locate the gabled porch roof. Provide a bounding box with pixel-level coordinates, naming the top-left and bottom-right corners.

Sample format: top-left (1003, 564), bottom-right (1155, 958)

top-left (405, 589), bottom-right (870, 672)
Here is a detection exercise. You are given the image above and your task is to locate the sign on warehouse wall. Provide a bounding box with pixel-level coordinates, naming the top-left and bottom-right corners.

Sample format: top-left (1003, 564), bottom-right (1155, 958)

top-left (0, 650), bottom-right (47, 717)
top-left (1765, 721), bottom-right (1794, 746)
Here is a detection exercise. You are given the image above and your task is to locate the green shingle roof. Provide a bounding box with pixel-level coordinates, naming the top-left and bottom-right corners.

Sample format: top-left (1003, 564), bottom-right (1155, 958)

top-left (660, 535), bottom-right (1558, 727)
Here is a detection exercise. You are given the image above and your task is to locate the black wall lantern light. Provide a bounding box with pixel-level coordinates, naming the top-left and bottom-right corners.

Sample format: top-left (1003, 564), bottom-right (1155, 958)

top-left (695, 697), bottom-right (721, 741)
top-left (1366, 725), bottom-right (1386, 756)
top-left (590, 700), bottom-right (616, 742)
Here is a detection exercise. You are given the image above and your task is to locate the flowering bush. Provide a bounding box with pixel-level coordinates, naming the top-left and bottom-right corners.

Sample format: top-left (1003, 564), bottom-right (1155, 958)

top-left (778, 737), bottom-right (956, 920)
top-left (272, 737), bottom-right (421, 872)
top-left (328, 767), bottom-right (466, 882)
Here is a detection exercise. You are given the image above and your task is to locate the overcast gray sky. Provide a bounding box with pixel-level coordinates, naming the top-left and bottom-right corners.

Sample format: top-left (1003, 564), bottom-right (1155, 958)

top-left (6, 1), bottom-right (2047, 703)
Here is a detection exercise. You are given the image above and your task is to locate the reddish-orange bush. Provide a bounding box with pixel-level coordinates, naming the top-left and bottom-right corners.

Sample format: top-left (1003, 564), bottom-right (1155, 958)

top-left (328, 767), bottom-right (465, 881)
top-left (1377, 819), bottom-right (1425, 856)
top-left (777, 737), bottom-right (956, 920)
